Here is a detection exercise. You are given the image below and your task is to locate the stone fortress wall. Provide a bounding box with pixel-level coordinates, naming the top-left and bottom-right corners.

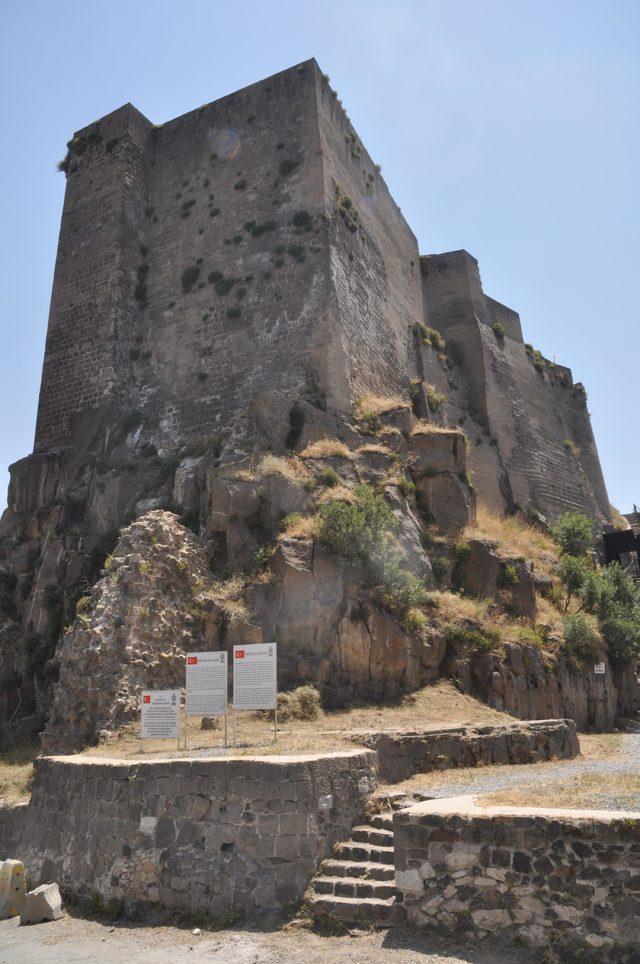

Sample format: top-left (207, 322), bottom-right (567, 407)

top-left (31, 58), bottom-right (608, 523)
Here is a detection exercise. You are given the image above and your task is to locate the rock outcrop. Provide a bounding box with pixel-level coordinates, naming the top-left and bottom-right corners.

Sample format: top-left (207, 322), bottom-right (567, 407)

top-left (41, 511), bottom-right (213, 752)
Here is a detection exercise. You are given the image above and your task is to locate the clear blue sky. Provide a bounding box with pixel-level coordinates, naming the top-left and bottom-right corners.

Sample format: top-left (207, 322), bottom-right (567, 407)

top-left (1, 0), bottom-right (638, 513)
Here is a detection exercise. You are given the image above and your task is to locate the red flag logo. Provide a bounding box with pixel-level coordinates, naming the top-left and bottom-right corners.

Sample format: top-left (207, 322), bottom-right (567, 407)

top-left (236, 650), bottom-right (245, 659)
top-left (143, 695), bottom-right (151, 704)
top-left (187, 656), bottom-right (198, 665)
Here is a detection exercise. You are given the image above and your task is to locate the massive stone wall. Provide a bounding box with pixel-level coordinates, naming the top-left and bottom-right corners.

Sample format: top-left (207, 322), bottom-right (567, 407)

top-left (0, 749), bottom-right (377, 919)
top-left (395, 795), bottom-right (640, 959)
top-left (420, 251), bottom-right (610, 521)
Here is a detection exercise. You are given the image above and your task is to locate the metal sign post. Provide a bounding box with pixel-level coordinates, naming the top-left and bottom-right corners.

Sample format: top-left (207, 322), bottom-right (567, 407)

top-left (232, 643), bottom-right (277, 746)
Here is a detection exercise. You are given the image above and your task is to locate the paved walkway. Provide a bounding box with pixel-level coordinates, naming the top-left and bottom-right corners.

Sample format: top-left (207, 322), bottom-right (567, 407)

top-left (414, 733), bottom-right (640, 810)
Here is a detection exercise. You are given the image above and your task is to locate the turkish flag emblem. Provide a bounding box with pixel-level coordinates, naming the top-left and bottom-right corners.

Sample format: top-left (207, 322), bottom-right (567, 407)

top-left (236, 650), bottom-right (245, 659)
top-left (143, 695), bottom-right (151, 704)
top-left (187, 656), bottom-right (198, 665)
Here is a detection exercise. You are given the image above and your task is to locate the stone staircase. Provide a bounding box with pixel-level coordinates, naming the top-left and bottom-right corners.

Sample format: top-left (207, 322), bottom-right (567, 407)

top-left (305, 811), bottom-right (402, 924)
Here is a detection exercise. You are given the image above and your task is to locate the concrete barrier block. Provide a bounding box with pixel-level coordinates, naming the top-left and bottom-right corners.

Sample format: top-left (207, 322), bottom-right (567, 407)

top-left (0, 859), bottom-right (25, 919)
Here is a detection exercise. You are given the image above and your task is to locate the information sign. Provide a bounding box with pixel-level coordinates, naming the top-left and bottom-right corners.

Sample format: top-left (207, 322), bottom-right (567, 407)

top-left (594, 662), bottom-right (606, 675)
top-left (232, 643), bottom-right (277, 711)
top-left (185, 651), bottom-right (228, 717)
top-left (140, 690), bottom-right (180, 740)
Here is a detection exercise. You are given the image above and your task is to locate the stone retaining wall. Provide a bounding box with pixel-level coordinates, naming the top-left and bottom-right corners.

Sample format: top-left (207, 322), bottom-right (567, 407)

top-left (0, 749), bottom-right (377, 919)
top-left (351, 719), bottom-right (579, 783)
top-left (394, 795), bottom-right (640, 960)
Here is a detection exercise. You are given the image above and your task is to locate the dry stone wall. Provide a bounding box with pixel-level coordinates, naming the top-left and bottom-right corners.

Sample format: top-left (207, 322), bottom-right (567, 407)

top-left (351, 719), bottom-right (579, 783)
top-left (1, 750), bottom-right (377, 920)
top-left (395, 795), bottom-right (640, 960)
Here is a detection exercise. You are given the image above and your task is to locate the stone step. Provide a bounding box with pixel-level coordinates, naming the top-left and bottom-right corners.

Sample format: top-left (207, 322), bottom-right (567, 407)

top-left (351, 824), bottom-right (394, 847)
top-left (321, 859), bottom-right (395, 881)
top-left (311, 875), bottom-right (396, 899)
top-left (333, 840), bottom-right (395, 865)
top-left (369, 812), bottom-right (395, 830)
top-left (306, 892), bottom-right (401, 925)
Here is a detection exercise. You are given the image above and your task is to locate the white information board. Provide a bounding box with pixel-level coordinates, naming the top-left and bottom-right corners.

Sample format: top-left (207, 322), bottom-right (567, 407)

top-left (233, 643), bottom-right (277, 710)
top-left (594, 662), bottom-right (606, 675)
top-left (140, 690), bottom-right (180, 739)
top-left (185, 652), bottom-right (228, 717)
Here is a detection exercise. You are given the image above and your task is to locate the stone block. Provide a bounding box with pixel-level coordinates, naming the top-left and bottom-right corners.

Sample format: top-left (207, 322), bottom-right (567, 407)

top-left (20, 883), bottom-right (64, 925)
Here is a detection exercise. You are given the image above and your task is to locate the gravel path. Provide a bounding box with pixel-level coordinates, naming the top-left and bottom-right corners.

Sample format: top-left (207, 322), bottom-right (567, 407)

top-left (0, 916), bottom-right (535, 964)
top-left (413, 733), bottom-right (640, 809)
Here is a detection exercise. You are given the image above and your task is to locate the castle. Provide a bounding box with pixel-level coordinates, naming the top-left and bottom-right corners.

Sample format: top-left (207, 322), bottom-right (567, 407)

top-left (0, 59), bottom-right (614, 746)
top-left (36, 58), bottom-right (608, 521)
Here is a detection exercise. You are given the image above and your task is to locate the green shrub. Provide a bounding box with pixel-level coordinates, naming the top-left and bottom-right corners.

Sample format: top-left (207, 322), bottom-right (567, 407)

top-left (563, 613), bottom-right (599, 663)
top-left (445, 623), bottom-right (501, 654)
top-left (425, 384), bottom-right (445, 413)
top-left (557, 554), bottom-right (589, 609)
top-left (375, 556), bottom-right (427, 615)
top-left (431, 557), bottom-right (448, 580)
top-left (318, 484), bottom-right (396, 563)
top-left (320, 467), bottom-right (340, 487)
top-left (398, 478), bottom-right (416, 499)
top-left (491, 322), bottom-right (505, 340)
top-left (181, 265), bottom-right (201, 292)
top-left (215, 278), bottom-right (236, 296)
top-left (551, 512), bottom-right (593, 557)
top-left (226, 307), bottom-right (241, 319)
top-left (417, 324), bottom-right (446, 352)
top-left (292, 210), bottom-right (313, 232)
top-left (498, 563), bottom-right (519, 588)
top-left (234, 179), bottom-right (247, 190)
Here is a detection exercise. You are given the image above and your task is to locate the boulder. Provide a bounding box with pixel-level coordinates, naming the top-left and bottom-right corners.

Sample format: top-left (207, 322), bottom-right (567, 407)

top-left (259, 473), bottom-right (312, 531)
top-left (385, 485), bottom-right (433, 583)
top-left (416, 473), bottom-right (475, 534)
top-left (20, 883), bottom-right (64, 924)
top-left (409, 428), bottom-right (467, 476)
top-left (458, 539), bottom-right (536, 618)
top-left (203, 473), bottom-right (260, 535)
top-left (172, 456), bottom-right (203, 516)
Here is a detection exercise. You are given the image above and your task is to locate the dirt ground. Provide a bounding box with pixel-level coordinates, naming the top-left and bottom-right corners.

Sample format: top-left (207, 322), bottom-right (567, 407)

top-left (0, 915), bottom-right (536, 964)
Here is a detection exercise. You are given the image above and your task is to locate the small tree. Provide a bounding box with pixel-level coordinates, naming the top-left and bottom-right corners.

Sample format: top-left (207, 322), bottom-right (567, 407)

top-left (551, 512), bottom-right (593, 557)
top-left (557, 555), bottom-right (589, 610)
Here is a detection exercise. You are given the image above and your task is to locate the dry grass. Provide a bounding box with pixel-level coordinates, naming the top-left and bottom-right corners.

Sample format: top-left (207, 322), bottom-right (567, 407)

top-left (316, 484), bottom-right (356, 505)
top-left (478, 773), bottom-right (640, 811)
top-left (256, 454), bottom-right (313, 487)
top-left (425, 591), bottom-right (565, 658)
top-left (0, 743), bottom-right (37, 804)
top-left (279, 513), bottom-right (319, 539)
top-left (465, 503), bottom-right (558, 579)
top-left (79, 681), bottom-right (512, 761)
top-left (299, 438), bottom-right (353, 460)
top-left (355, 394), bottom-right (410, 419)
top-left (356, 443), bottom-right (395, 457)
top-left (199, 577), bottom-right (250, 622)
top-left (610, 504), bottom-right (630, 531)
top-left (580, 732), bottom-right (624, 759)
top-left (411, 421), bottom-right (459, 437)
